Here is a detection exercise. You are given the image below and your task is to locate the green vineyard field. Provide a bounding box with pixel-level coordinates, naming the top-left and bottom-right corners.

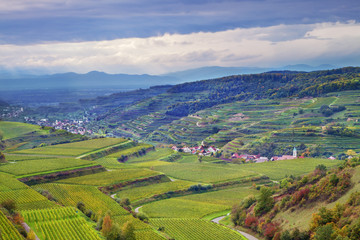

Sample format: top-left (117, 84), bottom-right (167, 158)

top-left (22, 207), bottom-right (102, 240)
top-left (0, 158), bottom-right (96, 176)
top-left (0, 211), bottom-right (23, 240)
top-left (34, 183), bottom-right (129, 216)
top-left (56, 168), bottom-right (161, 186)
top-left (150, 218), bottom-right (246, 240)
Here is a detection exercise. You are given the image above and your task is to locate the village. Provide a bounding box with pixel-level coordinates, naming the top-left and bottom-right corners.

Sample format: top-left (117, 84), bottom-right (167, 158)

top-left (170, 143), bottom-right (317, 163)
top-left (23, 117), bottom-right (93, 135)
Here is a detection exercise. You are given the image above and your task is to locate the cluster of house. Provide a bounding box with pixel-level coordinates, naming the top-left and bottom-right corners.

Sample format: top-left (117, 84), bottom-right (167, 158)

top-left (231, 147), bottom-right (299, 163)
top-left (171, 143), bottom-right (220, 156)
top-left (24, 117), bottom-right (93, 135)
top-left (51, 119), bottom-right (92, 135)
top-left (1, 106), bottom-right (23, 119)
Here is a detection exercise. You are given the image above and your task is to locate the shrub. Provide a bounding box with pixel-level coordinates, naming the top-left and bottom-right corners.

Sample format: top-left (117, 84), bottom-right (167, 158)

top-left (0, 151), bottom-right (6, 163)
top-left (255, 187), bottom-right (274, 216)
top-left (76, 201), bottom-right (86, 213)
top-left (136, 212), bottom-right (149, 222)
top-left (1, 199), bottom-right (16, 213)
top-left (244, 215), bottom-right (258, 230)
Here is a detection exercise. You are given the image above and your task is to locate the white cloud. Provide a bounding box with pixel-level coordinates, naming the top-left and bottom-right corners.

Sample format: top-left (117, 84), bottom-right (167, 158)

top-left (0, 21), bottom-right (360, 74)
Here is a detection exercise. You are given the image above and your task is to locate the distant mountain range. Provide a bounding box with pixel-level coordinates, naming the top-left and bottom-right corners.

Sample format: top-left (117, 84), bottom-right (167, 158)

top-left (0, 64), bottom-right (338, 91)
top-left (162, 64), bottom-right (338, 82)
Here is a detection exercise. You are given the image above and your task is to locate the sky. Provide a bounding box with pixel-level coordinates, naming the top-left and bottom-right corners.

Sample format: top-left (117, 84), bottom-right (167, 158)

top-left (0, 0), bottom-right (360, 74)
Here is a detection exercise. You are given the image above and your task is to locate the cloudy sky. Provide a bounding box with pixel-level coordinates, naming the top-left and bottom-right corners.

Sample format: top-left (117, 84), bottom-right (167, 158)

top-left (1, 0), bottom-right (360, 74)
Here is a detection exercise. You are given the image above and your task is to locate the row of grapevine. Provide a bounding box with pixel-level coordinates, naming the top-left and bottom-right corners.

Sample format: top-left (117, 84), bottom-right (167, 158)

top-left (23, 207), bottom-right (101, 240)
top-left (0, 172), bottom-right (28, 191)
top-left (56, 168), bottom-right (159, 186)
top-left (35, 217), bottom-right (100, 240)
top-left (150, 218), bottom-right (246, 240)
top-left (0, 188), bottom-right (58, 210)
top-left (14, 138), bottom-right (128, 156)
top-left (22, 207), bottom-right (76, 222)
top-left (134, 229), bottom-right (167, 240)
top-left (0, 211), bottom-right (23, 240)
top-left (33, 183), bottom-right (129, 216)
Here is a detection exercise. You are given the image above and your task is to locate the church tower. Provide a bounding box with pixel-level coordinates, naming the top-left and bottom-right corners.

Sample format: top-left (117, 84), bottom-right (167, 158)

top-left (293, 147), bottom-right (297, 157)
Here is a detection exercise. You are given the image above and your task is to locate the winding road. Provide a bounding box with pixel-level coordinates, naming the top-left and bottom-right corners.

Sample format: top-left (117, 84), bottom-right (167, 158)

top-left (134, 206), bottom-right (142, 213)
top-left (211, 215), bottom-right (259, 240)
top-left (22, 222), bottom-right (40, 240)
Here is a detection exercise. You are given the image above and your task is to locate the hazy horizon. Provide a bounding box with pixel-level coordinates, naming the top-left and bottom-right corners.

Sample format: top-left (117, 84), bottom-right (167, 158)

top-left (0, 0), bottom-right (359, 75)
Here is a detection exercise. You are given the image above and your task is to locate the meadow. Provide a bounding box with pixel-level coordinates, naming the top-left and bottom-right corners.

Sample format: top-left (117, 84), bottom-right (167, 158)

top-left (153, 162), bottom-right (259, 183)
top-left (235, 157), bottom-right (340, 180)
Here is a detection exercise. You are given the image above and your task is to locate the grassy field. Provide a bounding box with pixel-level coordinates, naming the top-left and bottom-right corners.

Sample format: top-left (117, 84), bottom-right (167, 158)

top-left (150, 218), bottom-right (246, 240)
top-left (116, 179), bottom-right (196, 203)
top-left (235, 158), bottom-right (340, 180)
top-left (56, 168), bottom-right (162, 186)
top-left (22, 207), bottom-right (102, 240)
top-left (153, 162), bottom-right (259, 183)
top-left (0, 158), bottom-right (96, 176)
top-left (0, 121), bottom-right (46, 140)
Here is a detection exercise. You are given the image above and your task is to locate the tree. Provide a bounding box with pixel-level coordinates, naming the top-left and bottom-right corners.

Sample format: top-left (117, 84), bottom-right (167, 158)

top-left (346, 150), bottom-right (357, 158)
top-left (314, 224), bottom-right (334, 240)
top-left (315, 164), bottom-right (327, 172)
top-left (76, 201), bottom-right (86, 213)
top-left (1, 199), bottom-right (16, 213)
top-left (0, 152), bottom-right (6, 163)
top-left (120, 198), bottom-right (131, 207)
top-left (102, 214), bottom-right (113, 238)
top-left (122, 221), bottom-right (135, 240)
top-left (136, 212), bottom-right (149, 222)
top-left (107, 223), bottom-right (122, 240)
top-left (280, 230), bottom-right (291, 240)
top-left (26, 230), bottom-right (36, 240)
top-left (255, 187), bottom-right (274, 216)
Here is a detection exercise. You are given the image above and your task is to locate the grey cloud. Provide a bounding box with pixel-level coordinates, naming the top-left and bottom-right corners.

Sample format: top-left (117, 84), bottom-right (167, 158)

top-left (0, 0), bottom-right (359, 44)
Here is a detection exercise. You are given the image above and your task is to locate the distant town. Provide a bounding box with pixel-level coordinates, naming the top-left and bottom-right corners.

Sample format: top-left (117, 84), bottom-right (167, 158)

top-left (170, 144), bottom-right (337, 163)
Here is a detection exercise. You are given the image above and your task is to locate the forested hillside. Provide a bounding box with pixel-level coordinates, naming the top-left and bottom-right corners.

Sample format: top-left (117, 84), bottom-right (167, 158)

top-left (5, 67), bottom-right (360, 158)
